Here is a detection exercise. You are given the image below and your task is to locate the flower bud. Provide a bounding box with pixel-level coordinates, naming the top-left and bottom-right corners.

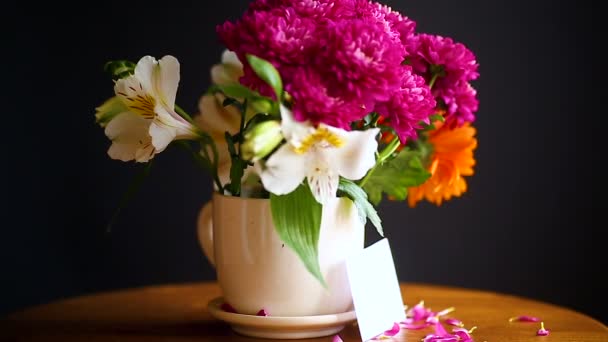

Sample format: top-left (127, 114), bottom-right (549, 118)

top-left (242, 120), bottom-right (283, 162)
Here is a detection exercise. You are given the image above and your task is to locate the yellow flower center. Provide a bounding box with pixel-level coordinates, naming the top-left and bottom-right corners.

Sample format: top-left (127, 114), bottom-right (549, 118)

top-left (293, 127), bottom-right (344, 154)
top-left (117, 82), bottom-right (157, 119)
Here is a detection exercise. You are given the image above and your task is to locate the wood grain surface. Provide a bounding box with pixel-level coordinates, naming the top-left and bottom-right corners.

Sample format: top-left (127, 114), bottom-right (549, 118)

top-left (1, 282), bottom-right (606, 341)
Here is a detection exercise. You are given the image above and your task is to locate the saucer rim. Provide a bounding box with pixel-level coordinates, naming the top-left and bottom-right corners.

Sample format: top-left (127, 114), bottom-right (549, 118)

top-left (207, 296), bottom-right (357, 328)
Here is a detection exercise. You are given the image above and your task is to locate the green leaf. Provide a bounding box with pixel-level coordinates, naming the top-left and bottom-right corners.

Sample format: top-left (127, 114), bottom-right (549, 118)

top-left (429, 114), bottom-right (445, 123)
top-left (246, 54), bottom-right (283, 100)
top-left (219, 83), bottom-right (261, 99)
top-left (362, 147), bottom-right (432, 205)
top-left (223, 132), bottom-right (247, 195)
top-left (338, 179), bottom-right (383, 237)
top-left (270, 184), bottom-right (325, 286)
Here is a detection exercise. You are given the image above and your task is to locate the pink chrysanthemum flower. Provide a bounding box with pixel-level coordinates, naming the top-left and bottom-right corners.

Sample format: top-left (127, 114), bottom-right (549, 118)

top-left (218, 0), bottom-right (435, 135)
top-left (286, 67), bottom-right (368, 129)
top-left (440, 81), bottom-right (479, 127)
top-left (375, 68), bottom-right (436, 143)
top-left (409, 34), bottom-right (479, 84)
top-left (360, 0), bottom-right (416, 45)
top-left (251, 0), bottom-right (357, 19)
top-left (316, 18), bottom-right (405, 107)
top-left (407, 34), bottom-right (479, 126)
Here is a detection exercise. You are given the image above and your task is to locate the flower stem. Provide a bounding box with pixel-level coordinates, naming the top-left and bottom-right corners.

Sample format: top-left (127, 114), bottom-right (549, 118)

top-left (428, 72), bottom-right (439, 90)
top-left (174, 104), bottom-right (196, 125)
top-left (359, 137), bottom-right (401, 188)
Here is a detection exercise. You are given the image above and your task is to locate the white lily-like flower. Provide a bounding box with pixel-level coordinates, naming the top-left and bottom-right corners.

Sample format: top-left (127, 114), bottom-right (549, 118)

top-left (104, 55), bottom-right (200, 162)
top-left (258, 105), bottom-right (380, 204)
top-left (211, 50), bottom-right (244, 86)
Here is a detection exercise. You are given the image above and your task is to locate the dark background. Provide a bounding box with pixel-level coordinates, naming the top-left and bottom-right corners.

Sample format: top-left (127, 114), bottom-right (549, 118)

top-left (3, 0), bottom-right (603, 325)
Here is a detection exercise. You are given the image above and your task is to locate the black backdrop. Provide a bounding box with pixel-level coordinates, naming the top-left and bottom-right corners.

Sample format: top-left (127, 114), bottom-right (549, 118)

top-left (3, 0), bottom-right (603, 325)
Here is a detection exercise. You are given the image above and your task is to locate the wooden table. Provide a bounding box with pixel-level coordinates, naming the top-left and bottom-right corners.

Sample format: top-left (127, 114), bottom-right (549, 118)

top-left (1, 282), bottom-right (606, 341)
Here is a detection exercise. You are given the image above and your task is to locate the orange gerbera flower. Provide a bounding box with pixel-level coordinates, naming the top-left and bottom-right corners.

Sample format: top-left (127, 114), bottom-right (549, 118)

top-left (408, 122), bottom-right (477, 207)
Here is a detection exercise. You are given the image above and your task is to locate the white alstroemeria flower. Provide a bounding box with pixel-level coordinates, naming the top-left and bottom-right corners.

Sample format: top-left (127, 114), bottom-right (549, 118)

top-left (105, 55), bottom-right (200, 162)
top-left (211, 50), bottom-right (244, 86)
top-left (258, 105), bottom-right (380, 204)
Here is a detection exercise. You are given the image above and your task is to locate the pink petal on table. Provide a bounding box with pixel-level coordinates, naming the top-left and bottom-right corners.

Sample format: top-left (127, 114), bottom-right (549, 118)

top-left (434, 321), bottom-right (449, 336)
top-left (536, 322), bottom-right (550, 336)
top-left (372, 322), bottom-right (401, 339)
top-left (452, 327), bottom-right (472, 340)
top-left (409, 301), bottom-right (433, 321)
top-left (444, 318), bottom-right (464, 327)
top-left (256, 309), bottom-right (269, 316)
top-left (384, 322), bottom-right (401, 336)
top-left (220, 303), bottom-right (237, 313)
top-left (509, 315), bottom-right (541, 322)
top-left (332, 335), bottom-right (344, 342)
top-left (422, 334), bottom-right (459, 342)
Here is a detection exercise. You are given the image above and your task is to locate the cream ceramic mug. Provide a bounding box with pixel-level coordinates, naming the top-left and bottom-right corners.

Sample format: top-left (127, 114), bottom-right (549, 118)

top-left (197, 192), bottom-right (364, 317)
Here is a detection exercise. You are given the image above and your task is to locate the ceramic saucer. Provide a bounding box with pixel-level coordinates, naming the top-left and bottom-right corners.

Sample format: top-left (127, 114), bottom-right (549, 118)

top-left (207, 297), bottom-right (357, 339)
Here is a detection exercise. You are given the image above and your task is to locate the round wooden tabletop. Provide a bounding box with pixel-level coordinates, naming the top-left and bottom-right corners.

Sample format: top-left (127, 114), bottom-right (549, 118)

top-left (1, 282), bottom-right (606, 341)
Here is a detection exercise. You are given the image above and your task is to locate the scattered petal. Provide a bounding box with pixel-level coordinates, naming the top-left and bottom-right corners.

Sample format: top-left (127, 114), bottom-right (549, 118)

top-left (536, 322), bottom-right (550, 336)
top-left (452, 327), bottom-right (474, 340)
top-left (422, 334), bottom-right (459, 342)
top-left (444, 318), bottom-right (464, 327)
top-left (372, 322), bottom-right (401, 339)
top-left (332, 335), bottom-right (344, 342)
top-left (408, 300), bottom-right (433, 321)
top-left (433, 321), bottom-right (449, 336)
top-left (384, 322), bottom-right (400, 336)
top-left (509, 315), bottom-right (541, 323)
top-left (256, 309), bottom-right (269, 316)
top-left (220, 302), bottom-right (237, 313)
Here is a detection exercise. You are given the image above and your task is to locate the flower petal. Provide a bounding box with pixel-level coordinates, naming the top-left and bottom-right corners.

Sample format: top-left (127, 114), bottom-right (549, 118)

top-left (256, 309), bottom-right (269, 316)
top-left (157, 55), bottom-right (180, 108)
top-left (326, 126), bottom-right (379, 181)
top-left (383, 322), bottom-right (401, 336)
top-left (332, 335), bottom-right (344, 342)
top-left (509, 315), bottom-right (541, 323)
top-left (220, 302), bottom-right (237, 313)
top-left (444, 318), bottom-right (464, 327)
top-left (259, 144), bottom-right (307, 195)
top-left (105, 112), bottom-right (154, 162)
top-left (133, 56), bottom-right (157, 95)
top-left (422, 335), bottom-right (459, 342)
top-left (307, 164), bottom-right (339, 205)
top-left (149, 121), bottom-right (177, 152)
top-left (279, 104), bottom-right (314, 143)
top-left (536, 322), bottom-right (550, 336)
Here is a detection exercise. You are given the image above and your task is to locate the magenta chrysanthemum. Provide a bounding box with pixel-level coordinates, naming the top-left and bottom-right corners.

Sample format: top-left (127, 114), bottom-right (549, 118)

top-left (409, 34), bottom-right (479, 84)
top-left (441, 81), bottom-right (479, 127)
top-left (217, 0), bottom-right (442, 135)
top-left (406, 34), bottom-right (480, 125)
top-left (375, 68), bottom-right (436, 143)
top-left (316, 18), bottom-right (405, 106)
top-left (286, 67), bottom-right (367, 129)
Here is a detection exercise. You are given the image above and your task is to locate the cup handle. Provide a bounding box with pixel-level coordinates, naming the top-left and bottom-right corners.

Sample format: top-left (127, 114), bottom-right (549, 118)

top-left (197, 200), bottom-right (215, 267)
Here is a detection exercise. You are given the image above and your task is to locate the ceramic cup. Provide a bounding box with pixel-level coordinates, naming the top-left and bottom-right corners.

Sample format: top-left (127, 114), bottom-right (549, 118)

top-left (197, 192), bottom-right (364, 317)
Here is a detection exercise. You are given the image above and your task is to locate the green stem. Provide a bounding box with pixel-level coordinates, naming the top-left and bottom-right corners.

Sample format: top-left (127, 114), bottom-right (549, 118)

top-left (359, 138), bottom-right (401, 188)
top-left (174, 104), bottom-right (196, 125)
top-left (428, 72), bottom-right (439, 90)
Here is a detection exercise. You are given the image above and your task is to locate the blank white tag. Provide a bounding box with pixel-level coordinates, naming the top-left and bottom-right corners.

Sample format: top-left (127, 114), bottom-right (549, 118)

top-left (346, 238), bottom-right (406, 341)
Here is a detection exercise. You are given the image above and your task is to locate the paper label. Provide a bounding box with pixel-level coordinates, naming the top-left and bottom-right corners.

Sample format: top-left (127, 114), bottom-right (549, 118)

top-left (346, 238), bottom-right (406, 341)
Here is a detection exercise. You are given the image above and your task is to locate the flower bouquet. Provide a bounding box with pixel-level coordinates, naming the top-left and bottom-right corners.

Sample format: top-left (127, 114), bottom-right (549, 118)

top-left (94, 0), bottom-right (479, 328)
